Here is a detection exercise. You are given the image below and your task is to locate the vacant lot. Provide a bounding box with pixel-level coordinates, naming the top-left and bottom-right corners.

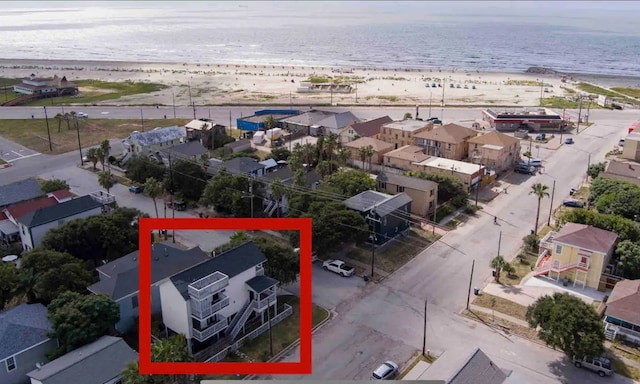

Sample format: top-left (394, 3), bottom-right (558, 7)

top-left (612, 87), bottom-right (640, 99)
top-left (0, 118), bottom-right (187, 154)
top-left (21, 79), bottom-right (167, 106)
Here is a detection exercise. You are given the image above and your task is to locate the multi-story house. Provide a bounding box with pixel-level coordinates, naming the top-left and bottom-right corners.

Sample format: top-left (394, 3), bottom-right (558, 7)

top-left (314, 111), bottom-right (360, 136)
top-left (338, 116), bottom-right (393, 144)
top-left (466, 131), bottom-right (520, 172)
top-left (380, 119), bottom-right (433, 150)
top-left (159, 241), bottom-right (291, 355)
top-left (414, 123), bottom-right (478, 160)
top-left (603, 279), bottom-right (640, 344)
top-left (343, 137), bottom-right (395, 168)
top-left (383, 145), bottom-right (429, 171)
top-left (376, 172), bottom-right (438, 218)
top-left (0, 304), bottom-right (57, 384)
top-left (262, 167), bottom-right (321, 216)
top-left (412, 157), bottom-right (485, 193)
top-left (121, 125), bottom-right (186, 156)
top-left (535, 223), bottom-right (618, 290)
top-left (88, 242), bottom-right (209, 333)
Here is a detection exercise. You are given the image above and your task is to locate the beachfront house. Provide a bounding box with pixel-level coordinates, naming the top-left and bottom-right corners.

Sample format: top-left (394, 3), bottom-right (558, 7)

top-left (26, 336), bottom-right (137, 384)
top-left (87, 242), bottom-right (209, 333)
top-left (121, 125), bottom-right (186, 156)
top-left (467, 131), bottom-right (521, 172)
top-left (603, 279), bottom-right (640, 344)
top-left (380, 119), bottom-right (434, 150)
top-left (12, 74), bottom-right (78, 96)
top-left (158, 241), bottom-right (292, 357)
top-left (338, 116), bottom-right (393, 144)
top-left (184, 119), bottom-right (227, 148)
top-left (376, 172), bottom-right (438, 218)
top-left (414, 123), bottom-right (479, 160)
top-left (344, 190), bottom-right (412, 246)
top-left (0, 304), bottom-right (57, 384)
top-left (534, 223), bottom-right (618, 290)
top-left (280, 110), bottom-right (336, 135)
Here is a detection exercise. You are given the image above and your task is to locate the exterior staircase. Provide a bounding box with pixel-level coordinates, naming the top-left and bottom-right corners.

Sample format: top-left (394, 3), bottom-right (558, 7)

top-left (263, 200), bottom-right (275, 214)
top-left (605, 325), bottom-right (616, 341)
top-left (533, 258), bottom-right (588, 277)
top-left (226, 299), bottom-right (255, 340)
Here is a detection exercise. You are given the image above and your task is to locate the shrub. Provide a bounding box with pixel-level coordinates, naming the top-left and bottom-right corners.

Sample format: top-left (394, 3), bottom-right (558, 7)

top-left (523, 234), bottom-right (539, 253)
top-left (452, 194), bottom-right (469, 208)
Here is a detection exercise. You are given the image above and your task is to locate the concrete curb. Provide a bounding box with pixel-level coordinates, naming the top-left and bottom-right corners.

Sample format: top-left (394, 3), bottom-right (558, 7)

top-left (0, 162), bottom-right (12, 169)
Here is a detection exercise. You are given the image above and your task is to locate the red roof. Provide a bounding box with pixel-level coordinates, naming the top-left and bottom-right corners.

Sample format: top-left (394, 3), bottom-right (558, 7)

top-left (50, 189), bottom-right (73, 201)
top-left (0, 212), bottom-right (7, 220)
top-left (6, 196), bottom-right (58, 221)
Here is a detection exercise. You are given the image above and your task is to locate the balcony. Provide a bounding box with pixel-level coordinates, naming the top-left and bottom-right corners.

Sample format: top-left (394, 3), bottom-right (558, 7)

top-left (192, 315), bottom-right (228, 342)
top-left (90, 191), bottom-right (116, 205)
top-left (188, 271), bottom-right (229, 300)
top-left (256, 265), bottom-right (265, 276)
top-left (254, 292), bottom-right (277, 312)
top-left (191, 293), bottom-right (230, 319)
top-left (540, 231), bottom-right (557, 251)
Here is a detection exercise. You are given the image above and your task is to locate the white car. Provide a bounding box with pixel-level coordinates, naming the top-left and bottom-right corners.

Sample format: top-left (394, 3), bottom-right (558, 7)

top-left (372, 361), bottom-right (399, 380)
top-left (76, 112), bottom-right (88, 118)
top-left (322, 259), bottom-right (355, 277)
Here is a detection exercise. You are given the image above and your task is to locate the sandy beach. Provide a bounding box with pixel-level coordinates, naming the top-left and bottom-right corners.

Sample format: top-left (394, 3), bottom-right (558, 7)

top-left (0, 59), bottom-right (636, 107)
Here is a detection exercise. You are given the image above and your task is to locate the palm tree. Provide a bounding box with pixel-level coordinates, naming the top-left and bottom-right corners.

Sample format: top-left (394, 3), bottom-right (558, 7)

top-left (96, 147), bottom-right (106, 171)
top-left (358, 146), bottom-right (367, 169)
top-left (364, 144), bottom-right (375, 171)
top-left (301, 142), bottom-right (315, 167)
top-left (490, 255), bottom-right (506, 283)
top-left (263, 115), bottom-right (278, 130)
top-left (86, 147), bottom-right (99, 170)
top-left (271, 178), bottom-right (286, 217)
top-left (529, 183), bottom-right (550, 235)
top-left (98, 171), bottom-right (116, 194)
top-left (100, 140), bottom-right (111, 157)
top-left (336, 146), bottom-right (350, 166)
top-left (144, 177), bottom-right (162, 219)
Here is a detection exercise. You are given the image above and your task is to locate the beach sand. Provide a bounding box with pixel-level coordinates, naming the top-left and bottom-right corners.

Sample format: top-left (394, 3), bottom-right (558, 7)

top-left (0, 59), bottom-right (636, 107)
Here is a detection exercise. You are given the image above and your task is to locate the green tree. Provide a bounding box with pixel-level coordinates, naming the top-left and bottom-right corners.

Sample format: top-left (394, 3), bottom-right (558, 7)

top-left (615, 240), bottom-right (640, 279)
top-left (336, 146), bottom-right (350, 166)
top-left (558, 209), bottom-right (640, 243)
top-left (270, 178), bottom-right (287, 218)
top-left (587, 162), bottom-right (607, 179)
top-left (267, 147), bottom-right (291, 162)
top-left (0, 263), bottom-right (20, 310)
top-left (86, 147), bottom-right (99, 170)
top-left (529, 183), bottom-right (550, 235)
top-left (166, 159), bottom-right (206, 201)
top-left (317, 160), bottom-right (340, 179)
top-left (125, 155), bottom-right (166, 184)
top-left (151, 334), bottom-right (193, 383)
top-left (325, 169), bottom-right (376, 196)
top-left (144, 177), bottom-right (163, 219)
top-left (364, 144), bottom-right (375, 171)
top-left (490, 255), bottom-right (506, 283)
top-left (263, 115), bottom-right (278, 130)
top-left (406, 171), bottom-right (467, 203)
top-left (121, 361), bottom-right (155, 384)
top-left (502, 262), bottom-right (516, 278)
top-left (358, 146), bottom-right (368, 169)
top-left (100, 139), bottom-right (111, 158)
top-left (98, 170), bottom-right (116, 194)
top-left (526, 293), bottom-right (605, 358)
top-left (40, 178), bottom-right (69, 193)
top-left (95, 147), bottom-right (106, 171)
top-left (47, 292), bottom-right (120, 359)
top-left (19, 249), bottom-right (92, 304)
top-left (403, 112), bottom-right (413, 119)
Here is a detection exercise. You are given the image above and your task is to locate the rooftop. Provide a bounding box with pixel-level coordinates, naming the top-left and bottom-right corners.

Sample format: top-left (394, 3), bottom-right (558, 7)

top-left (383, 119), bottom-right (433, 132)
top-left (377, 172), bottom-right (438, 192)
top-left (385, 145), bottom-right (430, 162)
top-left (18, 195), bottom-right (103, 228)
top-left (6, 195), bottom-right (58, 221)
top-left (129, 126), bottom-right (186, 147)
top-left (0, 303), bottom-right (51, 360)
top-left (553, 223), bottom-right (618, 254)
top-left (417, 347), bottom-right (509, 384)
top-left (185, 119), bottom-right (224, 130)
top-left (223, 156), bottom-right (266, 174)
top-left (315, 111), bottom-right (360, 129)
top-left (0, 177), bottom-right (43, 207)
top-left (242, 113), bottom-right (292, 123)
top-left (346, 115), bottom-right (393, 137)
top-left (414, 123), bottom-right (479, 143)
top-left (414, 157), bottom-right (484, 175)
top-left (467, 131), bottom-right (519, 147)
top-left (604, 159), bottom-right (640, 185)
top-left (27, 336), bottom-right (137, 384)
top-left (246, 275), bottom-right (279, 293)
top-left (343, 137), bottom-right (395, 152)
top-left (281, 110), bottom-right (336, 126)
top-left (344, 190), bottom-right (412, 218)
top-left (605, 279), bottom-right (640, 326)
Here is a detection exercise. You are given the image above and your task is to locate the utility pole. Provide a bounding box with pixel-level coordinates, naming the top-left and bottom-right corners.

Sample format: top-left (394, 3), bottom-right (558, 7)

top-left (330, 86), bottom-right (333, 106)
top-left (440, 77), bottom-right (445, 121)
top-left (586, 97), bottom-right (592, 125)
top-left (528, 136), bottom-right (533, 158)
top-left (497, 231), bottom-right (502, 257)
top-left (229, 110), bottom-right (232, 136)
top-left (547, 179), bottom-right (555, 226)
top-left (422, 299), bottom-right (428, 357)
top-left (587, 153), bottom-right (591, 177)
top-left (208, 108), bottom-right (211, 121)
top-left (432, 198), bottom-right (437, 235)
top-left (168, 152), bottom-right (175, 243)
top-left (268, 299), bottom-right (274, 356)
top-left (576, 96), bottom-right (583, 133)
top-left (43, 106), bottom-right (52, 152)
top-left (355, 82), bottom-right (358, 103)
top-left (367, 207), bottom-right (381, 278)
top-left (172, 90), bottom-right (176, 118)
top-left (140, 108), bottom-right (144, 131)
top-left (75, 116), bottom-right (83, 165)
top-left (539, 79), bottom-right (544, 107)
top-left (560, 108), bottom-right (565, 143)
top-left (466, 259), bottom-right (475, 310)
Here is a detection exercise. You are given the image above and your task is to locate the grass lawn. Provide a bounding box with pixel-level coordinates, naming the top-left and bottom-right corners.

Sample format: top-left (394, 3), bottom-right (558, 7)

top-left (0, 77), bottom-right (19, 87)
top-left (611, 342), bottom-right (640, 364)
top-left (610, 353), bottom-right (640, 381)
top-left (576, 83), bottom-right (638, 105)
top-left (472, 293), bottom-right (528, 321)
top-left (0, 118), bottom-right (187, 154)
top-left (238, 295), bottom-right (330, 362)
top-left (505, 250), bottom-right (538, 285)
top-left (20, 79), bottom-right (167, 106)
top-left (611, 87), bottom-right (640, 99)
top-left (541, 97), bottom-right (602, 109)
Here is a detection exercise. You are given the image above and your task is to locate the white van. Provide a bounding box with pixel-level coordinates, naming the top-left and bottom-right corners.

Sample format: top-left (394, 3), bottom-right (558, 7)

top-left (619, 138), bottom-right (625, 147)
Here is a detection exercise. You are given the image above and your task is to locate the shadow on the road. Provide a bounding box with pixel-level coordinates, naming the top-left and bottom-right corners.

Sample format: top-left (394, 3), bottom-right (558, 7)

top-left (463, 310), bottom-right (513, 343)
top-left (547, 356), bottom-right (573, 384)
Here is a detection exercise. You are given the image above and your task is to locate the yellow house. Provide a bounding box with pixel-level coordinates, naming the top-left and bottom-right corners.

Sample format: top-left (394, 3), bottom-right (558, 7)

top-left (466, 131), bottom-right (520, 172)
top-left (375, 172), bottom-right (438, 218)
top-left (380, 119), bottom-right (434, 150)
top-left (414, 123), bottom-right (479, 160)
top-left (383, 145), bottom-right (429, 170)
top-left (343, 137), bottom-right (395, 166)
top-left (535, 223), bottom-right (618, 290)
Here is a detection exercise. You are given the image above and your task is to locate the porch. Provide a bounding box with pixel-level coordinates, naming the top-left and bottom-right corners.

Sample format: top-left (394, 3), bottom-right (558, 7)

top-left (523, 275), bottom-right (610, 304)
top-left (604, 317), bottom-right (640, 344)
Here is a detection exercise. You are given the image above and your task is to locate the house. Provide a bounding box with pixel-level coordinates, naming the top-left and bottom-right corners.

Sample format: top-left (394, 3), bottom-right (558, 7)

top-left (87, 242), bottom-right (209, 333)
top-left (603, 279), bottom-right (640, 344)
top-left (26, 336), bottom-right (137, 384)
top-left (280, 110), bottom-right (336, 135)
top-left (17, 195), bottom-right (105, 251)
top-left (236, 110), bottom-right (299, 132)
top-left (344, 190), bottom-right (412, 245)
top-left (535, 223), bottom-right (619, 290)
top-left (602, 159), bottom-right (640, 186)
top-left (467, 131), bottom-right (521, 172)
top-left (380, 119), bottom-right (434, 149)
top-left (0, 304), bottom-right (57, 384)
top-left (314, 111), bottom-right (360, 136)
top-left (261, 167), bottom-right (321, 216)
top-left (213, 157), bottom-right (266, 177)
top-left (343, 137), bottom-right (395, 167)
top-left (0, 178), bottom-right (44, 209)
top-left (121, 126), bottom-right (186, 156)
top-left (621, 132), bottom-right (640, 162)
top-left (224, 139), bottom-right (252, 154)
top-left (376, 172), bottom-right (438, 217)
top-left (482, 108), bottom-right (562, 131)
top-left (383, 145), bottom-right (429, 170)
top-left (412, 157), bottom-right (485, 193)
top-left (414, 123), bottom-right (479, 160)
top-left (160, 141), bottom-right (208, 164)
top-left (184, 119), bottom-right (226, 148)
top-left (338, 115), bottom-right (393, 144)
top-left (12, 74), bottom-right (77, 96)
top-left (159, 241), bottom-right (292, 355)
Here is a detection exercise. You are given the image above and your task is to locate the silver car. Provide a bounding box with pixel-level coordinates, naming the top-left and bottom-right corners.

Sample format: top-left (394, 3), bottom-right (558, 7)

top-left (573, 356), bottom-right (613, 377)
top-left (371, 361), bottom-right (399, 380)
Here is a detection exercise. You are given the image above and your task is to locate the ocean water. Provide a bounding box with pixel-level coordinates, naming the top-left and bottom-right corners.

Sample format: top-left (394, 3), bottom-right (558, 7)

top-left (0, 1), bottom-right (639, 77)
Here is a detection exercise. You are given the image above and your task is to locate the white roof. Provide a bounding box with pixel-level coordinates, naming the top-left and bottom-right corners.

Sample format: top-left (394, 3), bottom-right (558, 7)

top-left (383, 119), bottom-right (432, 132)
top-left (482, 144), bottom-right (504, 151)
top-left (259, 159), bottom-right (278, 169)
top-left (185, 120), bottom-right (216, 130)
top-left (413, 157), bottom-right (483, 175)
top-left (625, 132), bottom-right (640, 142)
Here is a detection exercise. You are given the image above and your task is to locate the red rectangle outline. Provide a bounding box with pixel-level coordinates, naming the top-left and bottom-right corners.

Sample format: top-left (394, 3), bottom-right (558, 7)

top-left (138, 218), bottom-right (313, 375)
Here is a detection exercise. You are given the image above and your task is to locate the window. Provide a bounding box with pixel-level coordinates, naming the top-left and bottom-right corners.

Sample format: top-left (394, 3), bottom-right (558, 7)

top-left (448, 143), bottom-right (452, 150)
top-left (474, 144), bottom-right (478, 149)
top-left (555, 245), bottom-right (563, 255)
top-left (396, 185), bottom-right (404, 193)
top-left (430, 189), bottom-right (434, 196)
top-left (429, 201), bottom-right (433, 209)
top-left (402, 132), bottom-right (405, 138)
top-left (378, 182), bottom-right (387, 190)
top-left (131, 295), bottom-right (138, 309)
top-left (5, 356), bottom-right (16, 372)
top-left (58, 219), bottom-right (65, 225)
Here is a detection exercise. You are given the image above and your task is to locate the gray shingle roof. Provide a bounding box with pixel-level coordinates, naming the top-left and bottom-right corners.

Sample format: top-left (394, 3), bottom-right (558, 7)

top-left (130, 126), bottom-right (185, 147)
top-left (0, 304), bottom-right (51, 360)
top-left (344, 190), bottom-right (412, 218)
top-left (377, 172), bottom-right (438, 192)
top-left (88, 242), bottom-right (209, 301)
top-left (161, 141), bottom-right (208, 158)
top-left (448, 348), bottom-right (507, 384)
top-left (223, 157), bottom-right (266, 174)
top-left (27, 336), bottom-right (137, 384)
top-left (281, 110), bottom-right (336, 126)
top-left (171, 241), bottom-right (267, 300)
top-left (316, 111), bottom-right (360, 130)
top-left (18, 195), bottom-right (103, 228)
top-left (246, 275), bottom-right (279, 293)
top-left (0, 178), bottom-right (43, 208)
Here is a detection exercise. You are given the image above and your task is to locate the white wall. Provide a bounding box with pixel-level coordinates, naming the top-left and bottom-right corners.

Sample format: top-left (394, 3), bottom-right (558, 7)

top-left (19, 222), bottom-right (34, 251)
top-left (218, 267), bottom-right (259, 319)
top-left (29, 207), bottom-right (103, 249)
top-left (159, 281), bottom-right (191, 338)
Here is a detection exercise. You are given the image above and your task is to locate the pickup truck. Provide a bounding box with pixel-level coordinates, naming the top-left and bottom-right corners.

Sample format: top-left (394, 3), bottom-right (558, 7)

top-left (322, 259), bottom-right (355, 277)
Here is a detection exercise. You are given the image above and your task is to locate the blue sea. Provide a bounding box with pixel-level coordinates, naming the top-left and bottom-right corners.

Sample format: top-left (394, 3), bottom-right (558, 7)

top-left (1, 1), bottom-right (639, 78)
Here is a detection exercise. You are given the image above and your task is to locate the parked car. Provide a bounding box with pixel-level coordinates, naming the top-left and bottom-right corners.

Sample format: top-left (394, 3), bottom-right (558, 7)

top-left (427, 117), bottom-right (439, 122)
top-left (371, 361), bottom-right (399, 380)
top-left (322, 260), bottom-right (355, 277)
top-left (76, 112), bottom-right (88, 118)
top-left (166, 200), bottom-right (186, 211)
top-left (565, 138), bottom-right (574, 144)
top-left (536, 133), bottom-right (546, 141)
top-left (514, 164), bottom-right (536, 175)
top-left (619, 138), bottom-right (625, 147)
top-left (519, 159), bottom-right (542, 168)
top-left (563, 199), bottom-right (585, 208)
top-left (573, 356), bottom-right (613, 377)
top-left (129, 185), bottom-right (143, 194)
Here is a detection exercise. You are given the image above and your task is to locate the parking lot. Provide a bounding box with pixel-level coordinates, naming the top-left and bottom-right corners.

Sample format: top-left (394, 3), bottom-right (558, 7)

top-left (0, 136), bottom-right (40, 163)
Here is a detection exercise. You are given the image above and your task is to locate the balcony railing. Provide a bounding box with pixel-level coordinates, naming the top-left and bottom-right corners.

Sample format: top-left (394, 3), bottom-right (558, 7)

top-left (539, 231), bottom-right (557, 251)
top-left (188, 272), bottom-right (229, 300)
top-left (90, 191), bottom-right (116, 205)
top-left (191, 293), bottom-right (230, 319)
top-left (255, 292), bottom-right (277, 311)
top-left (192, 315), bottom-right (228, 342)
top-left (256, 265), bottom-right (264, 276)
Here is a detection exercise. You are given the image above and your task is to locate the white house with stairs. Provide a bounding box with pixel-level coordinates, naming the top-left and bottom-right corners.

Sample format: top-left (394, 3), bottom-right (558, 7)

top-left (158, 241), bottom-right (290, 355)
